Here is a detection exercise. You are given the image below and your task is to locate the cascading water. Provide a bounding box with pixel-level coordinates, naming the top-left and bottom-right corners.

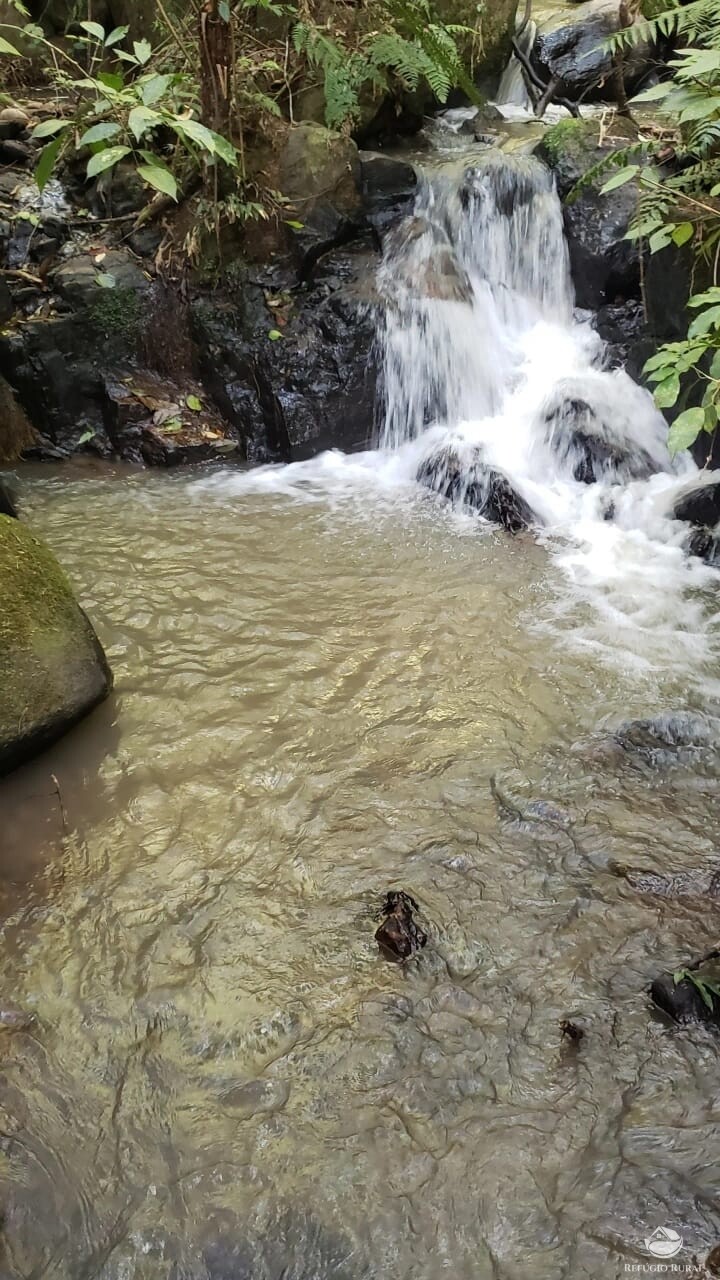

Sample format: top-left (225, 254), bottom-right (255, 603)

top-left (373, 152), bottom-right (720, 682)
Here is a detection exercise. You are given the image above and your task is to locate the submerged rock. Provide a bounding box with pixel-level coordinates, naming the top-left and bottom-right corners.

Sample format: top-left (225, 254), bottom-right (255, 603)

top-left (543, 388), bottom-right (660, 483)
top-left (0, 516), bottom-right (112, 774)
top-left (580, 712), bottom-right (720, 772)
top-left (610, 862), bottom-right (720, 899)
top-left (672, 474), bottom-right (720, 564)
top-left (417, 443), bottom-right (538, 532)
top-left (651, 952), bottom-right (720, 1027)
top-left (375, 891), bottom-right (427, 962)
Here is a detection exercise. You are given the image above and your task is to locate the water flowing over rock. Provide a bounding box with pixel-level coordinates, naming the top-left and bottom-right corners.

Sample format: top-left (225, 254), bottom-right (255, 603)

top-left (0, 516), bottom-right (112, 774)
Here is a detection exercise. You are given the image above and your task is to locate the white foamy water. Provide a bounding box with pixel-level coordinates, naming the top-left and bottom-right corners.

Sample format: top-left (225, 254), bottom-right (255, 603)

top-left (196, 153), bottom-right (720, 687)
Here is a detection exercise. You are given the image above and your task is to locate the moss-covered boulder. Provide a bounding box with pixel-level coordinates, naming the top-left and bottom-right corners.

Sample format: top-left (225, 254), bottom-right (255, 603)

top-left (437, 0), bottom-right (517, 78)
top-left (278, 124), bottom-right (362, 219)
top-left (0, 517), bottom-right (112, 774)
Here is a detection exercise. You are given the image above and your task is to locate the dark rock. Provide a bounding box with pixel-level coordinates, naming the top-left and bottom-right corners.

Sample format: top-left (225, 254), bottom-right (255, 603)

top-left (382, 215), bottom-right (472, 303)
top-left (536, 118), bottom-right (642, 309)
top-left (54, 250), bottom-right (150, 309)
top-left (0, 139), bottom-right (31, 166)
top-left (671, 475), bottom-right (720, 563)
top-left (0, 272), bottom-right (14, 327)
top-left (0, 482), bottom-right (17, 518)
top-left (375, 891), bottom-right (428, 962)
top-left (460, 156), bottom-right (549, 218)
top-left (706, 1245), bottom-right (720, 1277)
top-left (560, 1019), bottom-right (584, 1044)
top-left (359, 150), bottom-right (417, 233)
top-left (543, 390), bottom-right (659, 482)
top-left (0, 107), bottom-right (30, 140)
top-left (191, 242), bottom-right (379, 463)
top-left (532, 0), bottom-right (652, 102)
top-left (417, 443), bottom-right (539, 532)
top-left (651, 952), bottom-right (720, 1027)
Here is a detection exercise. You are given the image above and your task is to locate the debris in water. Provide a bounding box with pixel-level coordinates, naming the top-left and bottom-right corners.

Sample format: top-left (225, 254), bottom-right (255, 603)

top-left (650, 949), bottom-right (720, 1027)
top-left (560, 1018), bottom-right (584, 1045)
top-left (375, 891), bottom-right (427, 963)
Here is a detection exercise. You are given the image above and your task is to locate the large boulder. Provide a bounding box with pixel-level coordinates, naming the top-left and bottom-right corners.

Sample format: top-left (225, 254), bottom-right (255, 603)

top-left (535, 117), bottom-right (642, 310)
top-left (542, 380), bottom-right (664, 482)
top-left (531, 0), bottom-right (653, 102)
top-left (671, 473), bottom-right (720, 563)
top-left (0, 516), bottom-right (112, 774)
top-left (192, 240), bottom-right (379, 463)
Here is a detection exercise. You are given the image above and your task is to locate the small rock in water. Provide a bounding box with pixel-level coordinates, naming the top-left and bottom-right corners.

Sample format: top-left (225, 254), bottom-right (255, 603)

top-left (650, 950), bottom-right (720, 1027)
top-left (375, 890), bottom-right (427, 963)
top-left (0, 1006), bottom-right (35, 1031)
top-left (560, 1018), bottom-right (584, 1045)
top-left (0, 484), bottom-right (17, 519)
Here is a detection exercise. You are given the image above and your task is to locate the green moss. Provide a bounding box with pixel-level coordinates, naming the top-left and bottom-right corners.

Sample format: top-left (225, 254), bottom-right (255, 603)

top-left (0, 516), bottom-right (111, 770)
top-left (87, 287), bottom-right (142, 341)
top-left (541, 118), bottom-right (597, 163)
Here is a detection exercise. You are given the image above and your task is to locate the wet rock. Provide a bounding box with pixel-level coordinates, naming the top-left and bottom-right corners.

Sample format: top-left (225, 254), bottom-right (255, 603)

top-left (54, 250), bottom-right (150, 309)
top-left (383, 216), bottom-right (472, 303)
top-left (375, 891), bottom-right (428, 962)
top-left (536, 118), bottom-right (642, 310)
top-left (0, 516), bottom-right (112, 775)
top-left (490, 769), bottom-right (571, 830)
top-left (706, 1245), bottom-right (720, 1277)
top-left (671, 474), bottom-right (720, 563)
top-left (460, 156), bottom-right (548, 218)
top-left (578, 712), bottom-right (720, 777)
top-left (417, 443), bottom-right (538, 532)
top-left (0, 1007), bottom-right (36, 1031)
top-left (0, 107), bottom-right (30, 139)
top-left (651, 951), bottom-right (720, 1027)
top-left (191, 242), bottom-right (379, 462)
top-left (0, 483), bottom-right (17, 518)
top-left (359, 151), bottom-right (417, 234)
top-left (543, 390), bottom-right (660, 483)
top-left (0, 274), bottom-right (14, 325)
top-left (531, 0), bottom-right (653, 103)
top-left (0, 139), bottom-right (31, 167)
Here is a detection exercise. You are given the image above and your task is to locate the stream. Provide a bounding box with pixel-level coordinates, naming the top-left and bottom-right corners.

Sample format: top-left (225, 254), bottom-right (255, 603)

top-left (1, 138), bottom-right (720, 1278)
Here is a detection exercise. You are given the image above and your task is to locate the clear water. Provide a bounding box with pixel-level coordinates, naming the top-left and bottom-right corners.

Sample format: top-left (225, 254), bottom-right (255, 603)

top-left (1, 149), bottom-right (720, 1279)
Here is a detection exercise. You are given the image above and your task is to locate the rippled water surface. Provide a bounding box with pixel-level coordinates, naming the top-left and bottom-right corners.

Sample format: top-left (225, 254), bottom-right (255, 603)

top-left (1, 464), bottom-right (719, 1279)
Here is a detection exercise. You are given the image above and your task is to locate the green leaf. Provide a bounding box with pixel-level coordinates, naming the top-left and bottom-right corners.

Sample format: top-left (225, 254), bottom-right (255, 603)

top-left (268, 329), bottom-right (283, 341)
top-left (649, 226), bottom-right (674, 254)
top-left (0, 36), bottom-right (21, 55)
top-left (285, 219), bottom-right (304, 230)
top-left (671, 222), bottom-right (694, 247)
top-left (79, 19), bottom-right (106, 40)
top-left (208, 129), bottom-right (237, 165)
top-left (128, 105), bottom-right (161, 141)
top-left (115, 50), bottom-right (139, 64)
top-left (600, 165), bottom-right (639, 194)
top-left (35, 136), bottom-right (62, 193)
top-left (631, 81), bottom-right (669, 102)
top-left (654, 372), bottom-right (680, 409)
top-left (688, 306), bottom-right (720, 339)
top-left (31, 118), bottom-right (70, 138)
top-left (86, 144), bottom-right (131, 178)
top-left (77, 429), bottom-right (97, 445)
top-left (186, 394), bottom-right (202, 411)
top-left (79, 121), bottom-right (121, 146)
top-left (667, 407), bottom-right (705, 455)
top-left (98, 70), bottom-right (124, 90)
top-left (710, 349), bottom-right (720, 380)
top-left (161, 418), bottom-right (183, 433)
top-left (688, 288), bottom-right (720, 309)
top-left (141, 73), bottom-right (172, 106)
top-left (105, 24), bottom-right (129, 47)
top-left (95, 272), bottom-right (117, 288)
top-left (133, 38), bottom-right (152, 65)
top-left (219, 0), bottom-right (231, 18)
top-left (172, 117), bottom-right (216, 153)
top-left (136, 163), bottom-right (178, 200)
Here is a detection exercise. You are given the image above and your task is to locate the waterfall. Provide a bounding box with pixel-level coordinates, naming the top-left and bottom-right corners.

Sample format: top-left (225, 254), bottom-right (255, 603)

top-left (496, 20), bottom-right (536, 113)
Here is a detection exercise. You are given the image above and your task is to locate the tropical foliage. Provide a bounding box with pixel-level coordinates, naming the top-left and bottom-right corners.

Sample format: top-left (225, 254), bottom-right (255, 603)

top-left (602, 0), bottom-right (720, 455)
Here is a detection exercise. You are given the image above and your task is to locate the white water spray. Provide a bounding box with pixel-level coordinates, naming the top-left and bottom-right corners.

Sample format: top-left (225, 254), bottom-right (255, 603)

top-left (198, 150), bottom-right (720, 685)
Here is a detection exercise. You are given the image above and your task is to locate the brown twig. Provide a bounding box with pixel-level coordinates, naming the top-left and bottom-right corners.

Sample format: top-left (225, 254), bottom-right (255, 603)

top-left (51, 773), bottom-right (68, 838)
